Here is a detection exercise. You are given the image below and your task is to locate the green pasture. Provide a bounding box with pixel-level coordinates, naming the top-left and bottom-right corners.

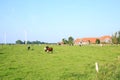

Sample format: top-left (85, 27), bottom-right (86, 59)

top-left (0, 45), bottom-right (120, 80)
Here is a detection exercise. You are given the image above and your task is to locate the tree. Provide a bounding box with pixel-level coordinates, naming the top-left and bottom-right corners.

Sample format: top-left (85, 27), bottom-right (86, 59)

top-left (88, 40), bottom-right (91, 44)
top-left (118, 31), bottom-right (120, 44)
top-left (96, 39), bottom-right (100, 44)
top-left (68, 36), bottom-right (74, 46)
top-left (112, 32), bottom-right (118, 44)
top-left (32, 40), bottom-right (41, 44)
top-left (27, 41), bottom-right (32, 44)
top-left (62, 38), bottom-right (68, 44)
top-left (16, 40), bottom-right (23, 44)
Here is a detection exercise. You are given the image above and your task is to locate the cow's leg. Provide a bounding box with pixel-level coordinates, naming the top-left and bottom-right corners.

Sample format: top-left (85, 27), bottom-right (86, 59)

top-left (47, 50), bottom-right (49, 53)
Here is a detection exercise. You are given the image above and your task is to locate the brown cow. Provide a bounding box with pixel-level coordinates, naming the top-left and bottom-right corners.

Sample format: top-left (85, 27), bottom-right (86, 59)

top-left (44, 46), bottom-right (53, 53)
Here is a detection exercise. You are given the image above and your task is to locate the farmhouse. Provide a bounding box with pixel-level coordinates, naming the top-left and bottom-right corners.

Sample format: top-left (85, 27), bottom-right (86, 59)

top-left (74, 35), bottom-right (112, 45)
top-left (100, 35), bottom-right (112, 43)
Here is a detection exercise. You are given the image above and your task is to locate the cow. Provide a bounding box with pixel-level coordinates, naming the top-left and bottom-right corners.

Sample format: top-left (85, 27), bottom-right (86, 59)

top-left (27, 46), bottom-right (30, 50)
top-left (44, 46), bottom-right (53, 53)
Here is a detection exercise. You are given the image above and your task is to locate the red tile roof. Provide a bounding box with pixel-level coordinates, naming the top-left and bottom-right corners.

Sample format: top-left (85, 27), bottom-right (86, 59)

top-left (100, 35), bottom-right (111, 41)
top-left (82, 38), bottom-right (98, 43)
top-left (74, 35), bottom-right (111, 44)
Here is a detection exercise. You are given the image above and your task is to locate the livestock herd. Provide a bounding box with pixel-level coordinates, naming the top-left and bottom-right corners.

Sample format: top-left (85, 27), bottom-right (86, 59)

top-left (27, 45), bottom-right (53, 53)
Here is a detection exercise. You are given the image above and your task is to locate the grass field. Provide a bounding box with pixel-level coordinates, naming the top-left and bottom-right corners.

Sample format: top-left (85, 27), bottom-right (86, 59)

top-left (0, 44), bottom-right (120, 80)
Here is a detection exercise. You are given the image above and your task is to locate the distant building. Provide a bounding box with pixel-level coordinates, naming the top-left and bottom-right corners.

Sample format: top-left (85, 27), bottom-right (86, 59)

top-left (57, 42), bottom-right (64, 45)
top-left (100, 36), bottom-right (112, 43)
top-left (74, 35), bottom-right (112, 45)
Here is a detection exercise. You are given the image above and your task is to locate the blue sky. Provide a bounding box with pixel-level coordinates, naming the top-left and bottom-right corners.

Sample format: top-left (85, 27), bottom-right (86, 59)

top-left (0, 0), bottom-right (120, 43)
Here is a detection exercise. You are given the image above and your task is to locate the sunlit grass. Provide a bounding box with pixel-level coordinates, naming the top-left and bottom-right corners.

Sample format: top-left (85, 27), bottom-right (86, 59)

top-left (0, 45), bottom-right (120, 80)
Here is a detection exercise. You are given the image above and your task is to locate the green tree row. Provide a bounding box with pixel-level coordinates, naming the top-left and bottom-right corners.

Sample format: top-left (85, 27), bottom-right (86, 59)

top-left (16, 40), bottom-right (46, 44)
top-left (62, 36), bottom-right (74, 46)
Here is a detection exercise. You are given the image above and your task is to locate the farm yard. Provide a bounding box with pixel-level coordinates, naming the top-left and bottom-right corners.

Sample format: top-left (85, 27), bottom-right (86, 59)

top-left (0, 44), bottom-right (120, 80)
